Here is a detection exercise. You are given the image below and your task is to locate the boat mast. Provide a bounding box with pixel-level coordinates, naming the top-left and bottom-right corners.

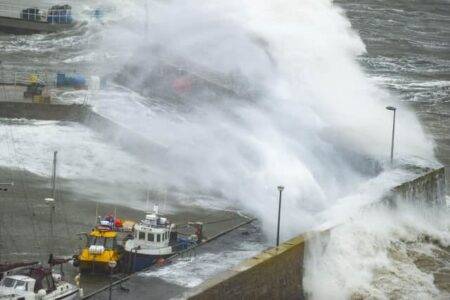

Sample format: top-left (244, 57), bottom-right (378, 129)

top-left (46, 151), bottom-right (57, 254)
top-left (52, 151), bottom-right (57, 200)
top-left (146, 189), bottom-right (150, 213)
top-left (51, 151), bottom-right (57, 244)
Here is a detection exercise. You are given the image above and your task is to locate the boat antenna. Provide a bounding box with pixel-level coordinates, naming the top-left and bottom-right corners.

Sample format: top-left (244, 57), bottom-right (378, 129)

top-left (95, 202), bottom-right (99, 224)
top-left (146, 189), bottom-right (150, 213)
top-left (51, 150), bottom-right (57, 200)
top-left (163, 187), bottom-right (167, 213)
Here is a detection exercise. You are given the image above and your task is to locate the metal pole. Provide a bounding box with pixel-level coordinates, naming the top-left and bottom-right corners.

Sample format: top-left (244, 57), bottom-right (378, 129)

top-left (276, 186), bottom-right (284, 247)
top-left (386, 106), bottom-right (397, 166)
top-left (52, 151), bottom-right (57, 199)
top-left (390, 109), bottom-right (396, 166)
top-left (50, 151), bottom-right (57, 254)
top-left (109, 267), bottom-right (113, 300)
top-left (108, 260), bottom-right (117, 300)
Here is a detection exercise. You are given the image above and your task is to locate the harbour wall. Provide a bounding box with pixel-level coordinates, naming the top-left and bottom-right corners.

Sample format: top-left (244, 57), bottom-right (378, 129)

top-left (187, 167), bottom-right (446, 300)
top-left (0, 101), bottom-right (87, 122)
top-left (390, 167), bottom-right (446, 206)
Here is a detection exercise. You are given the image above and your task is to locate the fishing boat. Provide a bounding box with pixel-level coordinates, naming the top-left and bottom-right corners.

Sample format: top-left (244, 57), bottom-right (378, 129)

top-left (73, 213), bottom-right (133, 274)
top-left (123, 205), bottom-right (197, 272)
top-left (0, 259), bottom-right (81, 299)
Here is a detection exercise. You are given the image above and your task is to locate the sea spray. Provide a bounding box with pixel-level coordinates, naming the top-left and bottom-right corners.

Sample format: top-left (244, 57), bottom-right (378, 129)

top-left (0, 0), bottom-right (437, 239)
top-left (85, 0), bottom-right (436, 238)
top-left (304, 201), bottom-right (449, 299)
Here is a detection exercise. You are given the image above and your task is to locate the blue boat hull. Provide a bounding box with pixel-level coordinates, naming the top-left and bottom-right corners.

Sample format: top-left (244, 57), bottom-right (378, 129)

top-left (123, 252), bottom-right (172, 272)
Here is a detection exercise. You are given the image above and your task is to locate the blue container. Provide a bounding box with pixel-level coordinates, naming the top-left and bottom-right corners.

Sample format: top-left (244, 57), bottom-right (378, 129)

top-left (56, 73), bottom-right (86, 88)
top-left (56, 73), bottom-right (66, 87)
top-left (70, 74), bottom-right (86, 88)
top-left (47, 5), bottom-right (73, 24)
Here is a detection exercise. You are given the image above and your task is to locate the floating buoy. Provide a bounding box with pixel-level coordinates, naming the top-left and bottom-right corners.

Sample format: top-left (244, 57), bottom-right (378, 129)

top-left (156, 258), bottom-right (166, 267)
top-left (115, 218), bottom-right (123, 228)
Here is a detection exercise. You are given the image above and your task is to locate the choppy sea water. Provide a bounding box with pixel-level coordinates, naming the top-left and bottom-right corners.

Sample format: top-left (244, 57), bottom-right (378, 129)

top-left (0, 0), bottom-right (448, 298)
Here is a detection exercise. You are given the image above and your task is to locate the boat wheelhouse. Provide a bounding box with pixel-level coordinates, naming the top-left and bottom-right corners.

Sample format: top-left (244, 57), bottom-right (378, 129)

top-left (124, 206), bottom-right (181, 272)
top-left (74, 214), bottom-right (124, 273)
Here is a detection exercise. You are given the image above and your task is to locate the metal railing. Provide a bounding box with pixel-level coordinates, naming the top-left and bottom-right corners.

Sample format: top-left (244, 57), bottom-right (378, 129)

top-left (0, 69), bottom-right (55, 87)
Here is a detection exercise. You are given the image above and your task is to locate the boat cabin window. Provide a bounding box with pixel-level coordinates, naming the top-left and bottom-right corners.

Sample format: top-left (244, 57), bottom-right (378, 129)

top-left (139, 231), bottom-right (145, 240)
top-left (157, 234), bottom-right (161, 242)
top-left (147, 233), bottom-right (154, 242)
top-left (14, 280), bottom-right (27, 291)
top-left (95, 237), bottom-right (105, 246)
top-left (1, 277), bottom-right (15, 287)
top-left (105, 237), bottom-right (115, 249)
top-left (87, 236), bottom-right (116, 248)
top-left (1, 277), bottom-right (27, 290)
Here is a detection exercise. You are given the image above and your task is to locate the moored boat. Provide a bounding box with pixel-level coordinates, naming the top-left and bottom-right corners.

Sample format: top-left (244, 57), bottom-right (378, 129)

top-left (0, 263), bottom-right (81, 299)
top-left (73, 215), bottom-right (124, 274)
top-left (123, 205), bottom-right (197, 272)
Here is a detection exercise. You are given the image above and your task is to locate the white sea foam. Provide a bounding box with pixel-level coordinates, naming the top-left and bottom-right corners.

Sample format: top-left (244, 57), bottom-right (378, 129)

top-left (0, 119), bottom-right (151, 183)
top-left (141, 241), bottom-right (265, 288)
top-left (304, 202), bottom-right (449, 299)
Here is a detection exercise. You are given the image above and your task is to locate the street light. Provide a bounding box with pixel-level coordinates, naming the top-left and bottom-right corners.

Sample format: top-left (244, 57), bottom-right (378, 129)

top-left (386, 106), bottom-right (397, 166)
top-left (108, 260), bottom-right (117, 300)
top-left (276, 186), bottom-right (284, 247)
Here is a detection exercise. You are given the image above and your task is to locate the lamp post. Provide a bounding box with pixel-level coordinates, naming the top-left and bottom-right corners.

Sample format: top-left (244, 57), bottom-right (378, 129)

top-left (386, 106), bottom-right (397, 166)
top-left (276, 186), bottom-right (284, 247)
top-left (45, 151), bottom-right (58, 254)
top-left (108, 260), bottom-right (117, 300)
